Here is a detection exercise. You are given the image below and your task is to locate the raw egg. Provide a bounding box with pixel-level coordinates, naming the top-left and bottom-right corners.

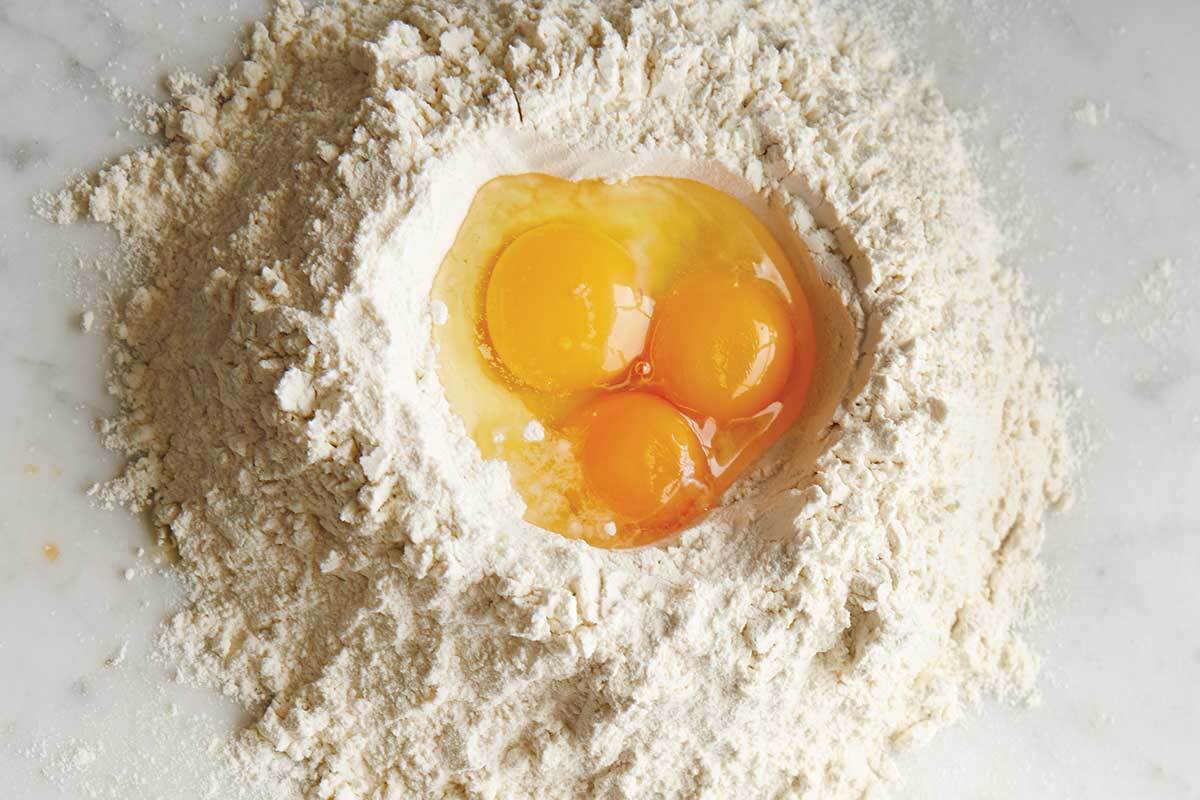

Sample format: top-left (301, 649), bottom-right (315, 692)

top-left (649, 268), bottom-right (797, 422)
top-left (573, 391), bottom-right (711, 529)
top-left (485, 222), bottom-right (652, 393)
top-left (432, 174), bottom-right (817, 548)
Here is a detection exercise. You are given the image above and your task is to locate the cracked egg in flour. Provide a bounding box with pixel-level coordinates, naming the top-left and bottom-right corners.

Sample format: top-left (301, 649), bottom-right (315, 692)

top-left (431, 157), bottom-right (859, 548)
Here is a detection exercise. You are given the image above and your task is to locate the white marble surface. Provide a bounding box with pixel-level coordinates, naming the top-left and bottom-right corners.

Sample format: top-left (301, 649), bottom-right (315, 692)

top-left (1, 0), bottom-right (1197, 797)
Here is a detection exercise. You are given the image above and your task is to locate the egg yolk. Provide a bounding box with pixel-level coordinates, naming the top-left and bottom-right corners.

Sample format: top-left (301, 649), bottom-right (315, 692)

top-left (575, 392), bottom-right (711, 527)
top-left (649, 270), bottom-right (796, 422)
top-left (485, 222), bottom-right (652, 393)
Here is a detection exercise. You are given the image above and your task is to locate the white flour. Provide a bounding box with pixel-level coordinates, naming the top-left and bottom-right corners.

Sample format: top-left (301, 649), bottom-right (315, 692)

top-left (50, 0), bottom-right (1073, 797)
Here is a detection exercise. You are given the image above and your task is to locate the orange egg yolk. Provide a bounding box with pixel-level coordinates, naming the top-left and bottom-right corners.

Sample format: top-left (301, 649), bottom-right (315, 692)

top-left (649, 270), bottom-right (796, 422)
top-left (575, 392), bottom-right (710, 527)
top-left (485, 222), bottom-right (652, 393)
top-left (431, 173), bottom-right (818, 548)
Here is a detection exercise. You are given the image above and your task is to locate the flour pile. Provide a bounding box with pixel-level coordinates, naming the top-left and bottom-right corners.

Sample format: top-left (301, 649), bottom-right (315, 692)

top-left (51, 0), bottom-right (1073, 797)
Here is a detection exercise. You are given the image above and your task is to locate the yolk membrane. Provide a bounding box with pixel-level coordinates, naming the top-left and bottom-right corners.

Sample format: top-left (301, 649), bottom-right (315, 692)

top-left (575, 392), bottom-right (710, 527)
top-left (649, 270), bottom-right (796, 422)
top-left (485, 222), bottom-right (652, 393)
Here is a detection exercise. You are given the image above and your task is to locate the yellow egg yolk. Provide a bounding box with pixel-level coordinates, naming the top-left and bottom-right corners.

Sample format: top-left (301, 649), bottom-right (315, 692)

top-left (431, 173), bottom-right (821, 548)
top-left (485, 222), bottom-right (652, 393)
top-left (648, 270), bottom-right (796, 422)
top-left (575, 392), bottom-right (710, 528)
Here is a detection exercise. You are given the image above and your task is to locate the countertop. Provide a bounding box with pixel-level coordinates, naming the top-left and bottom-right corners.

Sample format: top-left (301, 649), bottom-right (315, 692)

top-left (1, 0), bottom-right (1197, 797)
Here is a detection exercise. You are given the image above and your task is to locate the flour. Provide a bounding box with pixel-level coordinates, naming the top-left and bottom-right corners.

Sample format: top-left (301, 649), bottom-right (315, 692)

top-left (50, 0), bottom-right (1073, 797)
top-left (1072, 99), bottom-right (1111, 128)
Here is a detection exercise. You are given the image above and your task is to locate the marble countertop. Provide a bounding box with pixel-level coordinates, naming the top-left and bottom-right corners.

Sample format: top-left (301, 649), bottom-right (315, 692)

top-left (1, 0), bottom-right (1197, 797)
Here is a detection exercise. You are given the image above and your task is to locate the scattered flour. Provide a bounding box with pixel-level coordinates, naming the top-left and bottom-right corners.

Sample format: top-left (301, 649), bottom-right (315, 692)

top-left (1072, 98), bottom-right (1111, 128)
top-left (104, 641), bottom-right (129, 668)
top-left (48, 0), bottom-right (1073, 797)
top-left (1092, 256), bottom-right (1196, 398)
top-left (25, 737), bottom-right (104, 779)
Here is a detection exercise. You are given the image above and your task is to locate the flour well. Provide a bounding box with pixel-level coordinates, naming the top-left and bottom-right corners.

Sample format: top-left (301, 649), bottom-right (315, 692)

top-left (51, 0), bottom-right (1073, 797)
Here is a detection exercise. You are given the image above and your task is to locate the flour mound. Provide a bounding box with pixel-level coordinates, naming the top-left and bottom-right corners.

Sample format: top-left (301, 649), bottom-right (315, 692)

top-left (53, 0), bottom-right (1073, 797)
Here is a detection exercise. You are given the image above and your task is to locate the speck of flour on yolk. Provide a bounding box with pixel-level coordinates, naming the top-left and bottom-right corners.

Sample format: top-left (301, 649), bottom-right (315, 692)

top-left (432, 174), bottom-right (817, 547)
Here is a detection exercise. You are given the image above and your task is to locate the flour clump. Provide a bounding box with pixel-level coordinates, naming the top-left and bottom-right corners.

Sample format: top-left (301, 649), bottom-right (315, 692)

top-left (51, 0), bottom-right (1074, 797)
